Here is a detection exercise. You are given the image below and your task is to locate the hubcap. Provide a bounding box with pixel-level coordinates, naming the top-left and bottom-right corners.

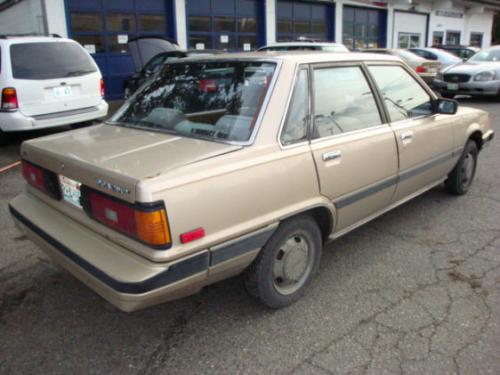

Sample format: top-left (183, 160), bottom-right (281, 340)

top-left (461, 152), bottom-right (475, 187)
top-left (273, 234), bottom-right (312, 295)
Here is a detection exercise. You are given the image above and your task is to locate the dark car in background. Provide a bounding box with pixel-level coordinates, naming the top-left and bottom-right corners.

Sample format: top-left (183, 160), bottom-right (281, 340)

top-left (432, 45), bottom-right (480, 61)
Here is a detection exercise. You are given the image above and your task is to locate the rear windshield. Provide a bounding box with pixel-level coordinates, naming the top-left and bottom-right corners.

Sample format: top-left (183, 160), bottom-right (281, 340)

top-left (111, 61), bottom-right (276, 143)
top-left (10, 42), bottom-right (97, 79)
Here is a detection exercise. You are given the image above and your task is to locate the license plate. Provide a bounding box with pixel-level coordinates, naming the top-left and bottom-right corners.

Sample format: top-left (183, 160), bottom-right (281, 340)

top-left (59, 175), bottom-right (82, 208)
top-left (53, 86), bottom-right (72, 98)
top-left (428, 68), bottom-right (437, 73)
top-left (447, 83), bottom-right (459, 91)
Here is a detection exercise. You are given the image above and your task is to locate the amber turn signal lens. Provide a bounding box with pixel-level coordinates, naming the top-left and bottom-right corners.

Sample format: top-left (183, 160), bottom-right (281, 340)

top-left (134, 209), bottom-right (171, 246)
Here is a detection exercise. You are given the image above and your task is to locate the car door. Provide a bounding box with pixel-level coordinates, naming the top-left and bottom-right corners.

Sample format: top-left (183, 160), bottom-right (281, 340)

top-left (367, 63), bottom-right (456, 202)
top-left (308, 63), bottom-right (399, 232)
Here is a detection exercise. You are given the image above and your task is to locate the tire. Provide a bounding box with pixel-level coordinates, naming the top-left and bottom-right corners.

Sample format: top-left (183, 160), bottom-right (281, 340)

top-left (445, 140), bottom-right (478, 195)
top-left (243, 215), bottom-right (322, 309)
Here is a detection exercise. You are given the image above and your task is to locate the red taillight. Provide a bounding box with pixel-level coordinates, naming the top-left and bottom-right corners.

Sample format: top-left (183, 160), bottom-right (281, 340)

top-left (180, 228), bottom-right (205, 244)
top-left (415, 66), bottom-right (427, 73)
top-left (22, 160), bottom-right (46, 191)
top-left (21, 160), bottom-right (62, 199)
top-left (100, 79), bottom-right (105, 97)
top-left (84, 189), bottom-right (171, 248)
top-left (199, 79), bottom-right (217, 93)
top-left (1, 87), bottom-right (18, 110)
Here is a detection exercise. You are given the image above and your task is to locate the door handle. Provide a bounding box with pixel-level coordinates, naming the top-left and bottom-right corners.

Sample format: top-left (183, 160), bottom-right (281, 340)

top-left (322, 150), bottom-right (342, 161)
top-left (401, 131), bottom-right (414, 141)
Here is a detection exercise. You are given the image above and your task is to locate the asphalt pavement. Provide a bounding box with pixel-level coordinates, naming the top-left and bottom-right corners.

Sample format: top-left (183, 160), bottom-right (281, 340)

top-left (0, 98), bottom-right (499, 374)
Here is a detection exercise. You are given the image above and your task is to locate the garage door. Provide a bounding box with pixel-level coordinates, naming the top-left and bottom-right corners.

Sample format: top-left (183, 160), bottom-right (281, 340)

top-left (276, 1), bottom-right (334, 42)
top-left (186, 0), bottom-right (264, 51)
top-left (393, 11), bottom-right (428, 48)
top-left (67, 0), bottom-right (175, 100)
top-left (342, 6), bottom-right (387, 50)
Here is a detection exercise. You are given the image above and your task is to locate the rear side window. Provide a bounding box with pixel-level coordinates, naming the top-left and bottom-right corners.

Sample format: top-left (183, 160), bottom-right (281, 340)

top-left (368, 65), bottom-right (433, 122)
top-left (281, 68), bottom-right (309, 145)
top-left (10, 42), bottom-right (97, 80)
top-left (313, 66), bottom-right (382, 138)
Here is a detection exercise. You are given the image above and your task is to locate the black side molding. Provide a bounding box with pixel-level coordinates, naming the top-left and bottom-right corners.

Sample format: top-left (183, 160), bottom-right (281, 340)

top-left (9, 204), bottom-right (209, 294)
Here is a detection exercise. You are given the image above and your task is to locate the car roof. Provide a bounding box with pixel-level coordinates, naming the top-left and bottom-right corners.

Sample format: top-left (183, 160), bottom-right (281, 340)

top-left (179, 50), bottom-right (400, 64)
top-left (0, 35), bottom-right (74, 44)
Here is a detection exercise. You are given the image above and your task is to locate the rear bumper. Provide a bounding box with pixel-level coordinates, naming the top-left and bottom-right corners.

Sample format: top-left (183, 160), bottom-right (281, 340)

top-left (433, 79), bottom-right (500, 96)
top-left (9, 193), bottom-right (274, 311)
top-left (419, 73), bottom-right (437, 85)
top-left (0, 100), bottom-right (108, 132)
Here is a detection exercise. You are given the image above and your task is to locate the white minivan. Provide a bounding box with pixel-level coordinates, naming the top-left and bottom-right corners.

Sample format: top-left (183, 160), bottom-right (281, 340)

top-left (0, 35), bottom-right (108, 142)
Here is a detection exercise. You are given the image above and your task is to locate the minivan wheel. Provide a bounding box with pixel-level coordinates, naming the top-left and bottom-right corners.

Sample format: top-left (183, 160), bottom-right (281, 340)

top-left (445, 140), bottom-right (478, 195)
top-left (243, 215), bottom-right (322, 309)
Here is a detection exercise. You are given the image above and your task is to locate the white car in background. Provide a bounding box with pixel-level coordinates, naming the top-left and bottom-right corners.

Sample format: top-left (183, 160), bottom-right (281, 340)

top-left (0, 35), bottom-right (108, 143)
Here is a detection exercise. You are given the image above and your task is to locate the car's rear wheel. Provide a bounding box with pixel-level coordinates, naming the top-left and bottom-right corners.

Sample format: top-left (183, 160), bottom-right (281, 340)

top-left (243, 215), bottom-right (322, 308)
top-left (445, 140), bottom-right (478, 195)
top-left (0, 130), bottom-right (9, 146)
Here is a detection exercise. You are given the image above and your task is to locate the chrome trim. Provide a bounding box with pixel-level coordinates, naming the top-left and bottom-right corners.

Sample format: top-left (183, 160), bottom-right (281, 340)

top-left (322, 150), bottom-right (342, 161)
top-left (400, 131), bottom-right (414, 140)
top-left (32, 106), bottom-right (99, 120)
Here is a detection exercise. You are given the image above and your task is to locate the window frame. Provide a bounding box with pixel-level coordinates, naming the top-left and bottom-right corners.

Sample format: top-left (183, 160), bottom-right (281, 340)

top-left (364, 61), bottom-right (440, 124)
top-left (309, 61), bottom-right (389, 142)
top-left (278, 64), bottom-right (312, 148)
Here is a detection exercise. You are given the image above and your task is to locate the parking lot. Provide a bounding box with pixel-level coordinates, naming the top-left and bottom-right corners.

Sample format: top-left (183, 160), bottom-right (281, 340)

top-left (0, 97), bottom-right (499, 374)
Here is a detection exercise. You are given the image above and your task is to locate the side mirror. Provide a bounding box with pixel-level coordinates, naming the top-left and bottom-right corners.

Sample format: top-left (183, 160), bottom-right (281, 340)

top-left (436, 98), bottom-right (458, 115)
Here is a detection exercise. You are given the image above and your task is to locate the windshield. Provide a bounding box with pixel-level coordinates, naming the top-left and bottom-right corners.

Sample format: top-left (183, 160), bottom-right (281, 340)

top-left (469, 49), bottom-right (500, 62)
top-left (10, 42), bottom-right (97, 79)
top-left (111, 61), bottom-right (276, 143)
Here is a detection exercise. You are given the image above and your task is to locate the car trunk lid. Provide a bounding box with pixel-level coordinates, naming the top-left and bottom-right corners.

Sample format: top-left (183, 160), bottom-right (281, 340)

top-left (21, 124), bottom-right (242, 203)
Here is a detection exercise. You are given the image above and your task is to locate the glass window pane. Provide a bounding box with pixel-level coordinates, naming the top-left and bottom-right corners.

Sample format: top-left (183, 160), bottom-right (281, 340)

top-left (311, 20), bottom-right (327, 35)
top-left (277, 19), bottom-right (292, 34)
top-left (188, 16), bottom-right (211, 32)
top-left (112, 61), bottom-right (277, 143)
top-left (282, 69), bottom-right (309, 144)
top-left (10, 42), bottom-right (97, 79)
top-left (238, 17), bottom-right (256, 33)
top-left (368, 66), bottom-right (433, 122)
top-left (108, 35), bottom-right (131, 53)
top-left (238, 35), bottom-right (256, 51)
top-left (295, 20), bottom-right (310, 34)
top-left (107, 13), bottom-right (136, 32)
top-left (313, 66), bottom-right (381, 137)
top-left (215, 16), bottom-right (235, 32)
top-left (140, 14), bottom-right (166, 32)
top-left (215, 34), bottom-right (236, 51)
top-left (71, 12), bottom-right (103, 32)
top-left (188, 34), bottom-right (212, 50)
top-left (74, 35), bottom-right (105, 53)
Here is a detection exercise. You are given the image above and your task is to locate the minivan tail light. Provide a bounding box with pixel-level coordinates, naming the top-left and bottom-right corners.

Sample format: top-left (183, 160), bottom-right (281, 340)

top-left (82, 188), bottom-right (171, 248)
top-left (100, 79), bottom-right (105, 97)
top-left (21, 160), bottom-right (61, 199)
top-left (1, 87), bottom-right (18, 110)
top-left (415, 66), bottom-right (427, 73)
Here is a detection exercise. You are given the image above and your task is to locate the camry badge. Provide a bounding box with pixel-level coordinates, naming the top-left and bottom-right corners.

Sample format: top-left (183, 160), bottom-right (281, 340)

top-left (96, 178), bottom-right (130, 195)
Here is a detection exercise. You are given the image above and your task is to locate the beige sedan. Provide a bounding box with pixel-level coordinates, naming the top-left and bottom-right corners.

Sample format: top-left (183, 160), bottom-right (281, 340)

top-left (10, 52), bottom-right (494, 311)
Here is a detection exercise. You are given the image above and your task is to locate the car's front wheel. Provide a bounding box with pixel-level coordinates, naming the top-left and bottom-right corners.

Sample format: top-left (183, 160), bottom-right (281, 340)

top-left (445, 140), bottom-right (478, 195)
top-left (243, 215), bottom-right (322, 308)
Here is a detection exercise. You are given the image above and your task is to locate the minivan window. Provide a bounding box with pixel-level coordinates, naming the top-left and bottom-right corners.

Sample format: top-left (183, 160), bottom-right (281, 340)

top-left (10, 42), bottom-right (97, 80)
top-left (313, 66), bottom-right (382, 138)
top-left (368, 65), bottom-right (433, 122)
top-left (281, 68), bottom-right (308, 145)
top-left (112, 61), bottom-right (276, 143)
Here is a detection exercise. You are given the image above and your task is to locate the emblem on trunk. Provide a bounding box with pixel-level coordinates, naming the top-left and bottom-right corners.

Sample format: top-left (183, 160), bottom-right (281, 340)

top-left (96, 179), bottom-right (130, 195)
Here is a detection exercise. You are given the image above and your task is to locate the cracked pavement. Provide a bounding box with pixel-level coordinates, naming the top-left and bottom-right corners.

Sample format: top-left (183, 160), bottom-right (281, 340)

top-left (0, 98), bottom-right (499, 374)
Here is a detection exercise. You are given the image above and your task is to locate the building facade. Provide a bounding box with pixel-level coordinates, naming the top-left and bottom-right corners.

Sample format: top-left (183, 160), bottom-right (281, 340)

top-left (1, 0), bottom-right (498, 99)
